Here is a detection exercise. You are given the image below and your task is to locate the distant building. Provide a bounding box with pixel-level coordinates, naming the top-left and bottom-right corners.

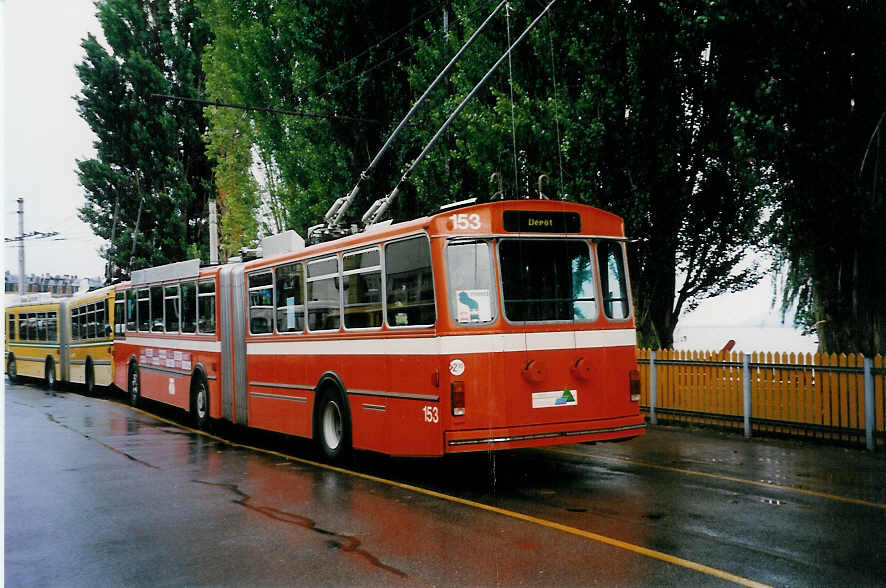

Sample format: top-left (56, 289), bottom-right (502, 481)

top-left (4, 271), bottom-right (103, 297)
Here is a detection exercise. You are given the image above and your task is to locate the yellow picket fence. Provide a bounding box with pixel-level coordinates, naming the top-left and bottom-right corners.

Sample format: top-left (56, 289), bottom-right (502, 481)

top-left (636, 349), bottom-right (886, 448)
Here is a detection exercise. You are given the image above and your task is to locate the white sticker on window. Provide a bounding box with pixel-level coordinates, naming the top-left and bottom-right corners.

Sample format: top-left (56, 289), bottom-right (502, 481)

top-left (456, 289), bottom-right (491, 323)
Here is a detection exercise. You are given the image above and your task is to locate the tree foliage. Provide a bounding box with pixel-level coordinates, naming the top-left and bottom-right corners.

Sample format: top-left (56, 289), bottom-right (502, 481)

top-left (200, 0), bottom-right (440, 254)
top-left (398, 0), bottom-right (769, 348)
top-left (746, 1), bottom-right (886, 355)
top-left (106, 0), bottom-right (883, 353)
top-left (200, 0), bottom-right (770, 348)
top-left (75, 0), bottom-right (214, 276)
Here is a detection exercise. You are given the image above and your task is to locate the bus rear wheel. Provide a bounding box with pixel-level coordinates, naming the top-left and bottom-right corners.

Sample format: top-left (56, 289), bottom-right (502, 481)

top-left (45, 358), bottom-right (57, 390)
top-left (7, 355), bottom-right (17, 384)
top-left (190, 376), bottom-right (209, 430)
top-left (316, 387), bottom-right (350, 462)
top-left (85, 360), bottom-right (95, 395)
top-left (128, 364), bottom-right (140, 408)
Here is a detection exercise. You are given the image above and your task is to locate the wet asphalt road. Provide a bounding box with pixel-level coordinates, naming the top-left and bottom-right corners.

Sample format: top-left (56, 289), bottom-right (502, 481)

top-left (5, 379), bottom-right (885, 587)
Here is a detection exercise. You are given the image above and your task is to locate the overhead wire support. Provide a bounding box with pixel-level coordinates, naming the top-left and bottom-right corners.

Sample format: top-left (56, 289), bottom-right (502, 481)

top-left (362, 0), bottom-right (559, 227)
top-left (324, 0), bottom-right (509, 228)
top-left (150, 94), bottom-right (387, 125)
top-left (4, 231), bottom-right (61, 242)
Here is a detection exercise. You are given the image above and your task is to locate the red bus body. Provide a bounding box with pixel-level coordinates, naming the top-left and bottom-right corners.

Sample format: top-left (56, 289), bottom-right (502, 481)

top-left (113, 200), bottom-right (644, 457)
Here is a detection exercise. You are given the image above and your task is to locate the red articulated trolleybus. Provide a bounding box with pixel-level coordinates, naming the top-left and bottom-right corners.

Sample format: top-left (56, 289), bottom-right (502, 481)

top-left (113, 199), bottom-right (644, 458)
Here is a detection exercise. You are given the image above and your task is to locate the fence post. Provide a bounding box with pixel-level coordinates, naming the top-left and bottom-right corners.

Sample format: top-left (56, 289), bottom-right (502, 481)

top-left (743, 354), bottom-right (752, 438)
top-left (649, 350), bottom-right (657, 425)
top-left (864, 357), bottom-right (874, 451)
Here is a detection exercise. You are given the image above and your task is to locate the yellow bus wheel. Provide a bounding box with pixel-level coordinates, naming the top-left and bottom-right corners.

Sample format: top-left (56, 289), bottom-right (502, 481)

top-left (7, 355), bottom-right (17, 384)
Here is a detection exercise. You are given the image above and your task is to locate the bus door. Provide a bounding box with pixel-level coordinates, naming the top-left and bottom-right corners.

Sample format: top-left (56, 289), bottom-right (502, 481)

top-left (497, 237), bottom-right (599, 426)
top-left (219, 264), bottom-right (248, 425)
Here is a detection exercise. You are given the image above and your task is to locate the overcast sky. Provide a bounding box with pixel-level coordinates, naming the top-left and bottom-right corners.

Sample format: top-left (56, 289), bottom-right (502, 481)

top-left (3, 0), bottom-right (104, 278)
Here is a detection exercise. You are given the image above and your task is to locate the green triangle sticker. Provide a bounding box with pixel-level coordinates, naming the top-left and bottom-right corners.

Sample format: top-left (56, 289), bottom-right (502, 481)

top-left (561, 387), bottom-right (575, 403)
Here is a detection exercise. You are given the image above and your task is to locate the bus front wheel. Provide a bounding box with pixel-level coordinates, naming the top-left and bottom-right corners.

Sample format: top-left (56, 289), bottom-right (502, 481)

top-left (7, 355), bottom-right (17, 384)
top-left (45, 358), bottom-right (57, 390)
top-left (316, 387), bottom-right (351, 462)
top-left (190, 375), bottom-right (209, 430)
top-left (85, 360), bottom-right (95, 395)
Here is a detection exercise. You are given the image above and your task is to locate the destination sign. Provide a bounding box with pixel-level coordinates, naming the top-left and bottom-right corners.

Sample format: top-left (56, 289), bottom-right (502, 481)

top-left (502, 210), bottom-right (581, 233)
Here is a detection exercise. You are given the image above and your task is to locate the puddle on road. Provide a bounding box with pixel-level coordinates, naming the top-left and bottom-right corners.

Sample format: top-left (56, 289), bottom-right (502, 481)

top-left (45, 412), bottom-right (160, 469)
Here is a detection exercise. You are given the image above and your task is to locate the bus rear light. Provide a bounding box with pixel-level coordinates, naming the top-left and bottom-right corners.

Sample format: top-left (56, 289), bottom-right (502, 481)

top-left (451, 381), bottom-right (465, 416)
top-left (629, 369), bottom-right (641, 402)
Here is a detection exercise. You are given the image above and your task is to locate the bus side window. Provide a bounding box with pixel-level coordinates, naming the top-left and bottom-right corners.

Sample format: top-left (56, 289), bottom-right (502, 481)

top-left (126, 290), bottom-right (138, 332)
top-left (198, 280), bottom-right (216, 334)
top-left (87, 303), bottom-right (97, 339)
top-left (97, 301), bottom-right (108, 338)
top-left (306, 257), bottom-right (341, 332)
top-left (138, 289), bottom-right (150, 331)
top-left (181, 282), bottom-right (197, 334)
top-left (165, 285), bottom-right (180, 333)
top-left (28, 313), bottom-right (37, 341)
top-left (115, 292), bottom-right (126, 337)
top-left (343, 248), bottom-right (382, 329)
top-left (8, 313), bottom-right (15, 341)
top-left (37, 312), bottom-right (47, 341)
top-left (386, 236), bottom-right (435, 327)
top-left (79, 306), bottom-right (87, 340)
top-left (71, 307), bottom-right (79, 340)
top-left (248, 271), bottom-right (274, 335)
top-left (47, 311), bottom-right (57, 342)
top-left (597, 240), bottom-right (631, 320)
top-left (275, 263), bottom-right (304, 333)
top-left (150, 286), bottom-right (164, 332)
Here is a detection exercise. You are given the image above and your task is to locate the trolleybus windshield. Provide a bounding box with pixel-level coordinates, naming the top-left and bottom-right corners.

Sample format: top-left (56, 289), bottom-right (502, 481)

top-left (499, 239), bottom-right (598, 323)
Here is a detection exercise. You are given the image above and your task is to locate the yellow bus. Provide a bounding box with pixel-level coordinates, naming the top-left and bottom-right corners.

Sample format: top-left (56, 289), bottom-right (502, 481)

top-left (5, 295), bottom-right (64, 388)
top-left (5, 285), bottom-right (115, 393)
top-left (66, 285), bottom-right (115, 393)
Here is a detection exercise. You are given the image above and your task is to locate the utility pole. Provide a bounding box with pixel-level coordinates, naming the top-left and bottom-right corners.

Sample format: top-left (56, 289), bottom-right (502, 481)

top-left (208, 199), bottom-right (219, 265)
top-left (108, 198), bottom-right (119, 283)
top-left (17, 197), bottom-right (25, 295)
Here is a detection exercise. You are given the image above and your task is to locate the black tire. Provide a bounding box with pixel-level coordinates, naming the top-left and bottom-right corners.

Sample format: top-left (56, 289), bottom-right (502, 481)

top-left (128, 363), bottom-right (140, 408)
top-left (190, 375), bottom-right (209, 430)
top-left (316, 386), bottom-right (351, 462)
top-left (7, 355), bottom-right (17, 384)
top-left (85, 360), bottom-right (95, 395)
top-left (45, 358), bottom-right (57, 390)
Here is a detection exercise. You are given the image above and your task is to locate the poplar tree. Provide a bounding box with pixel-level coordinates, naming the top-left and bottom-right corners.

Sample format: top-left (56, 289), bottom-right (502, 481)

top-left (744, 1), bottom-right (886, 354)
top-left (200, 0), bottom-right (435, 254)
top-left (402, 0), bottom-right (768, 348)
top-left (75, 0), bottom-right (214, 276)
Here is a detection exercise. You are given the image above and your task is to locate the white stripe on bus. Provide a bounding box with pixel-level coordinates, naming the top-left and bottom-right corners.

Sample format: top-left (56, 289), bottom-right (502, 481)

top-left (245, 329), bottom-right (636, 356)
top-left (121, 337), bottom-right (222, 353)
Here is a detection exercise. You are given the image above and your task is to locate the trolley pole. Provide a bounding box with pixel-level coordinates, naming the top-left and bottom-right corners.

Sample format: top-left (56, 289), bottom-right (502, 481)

top-left (17, 197), bottom-right (25, 295)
